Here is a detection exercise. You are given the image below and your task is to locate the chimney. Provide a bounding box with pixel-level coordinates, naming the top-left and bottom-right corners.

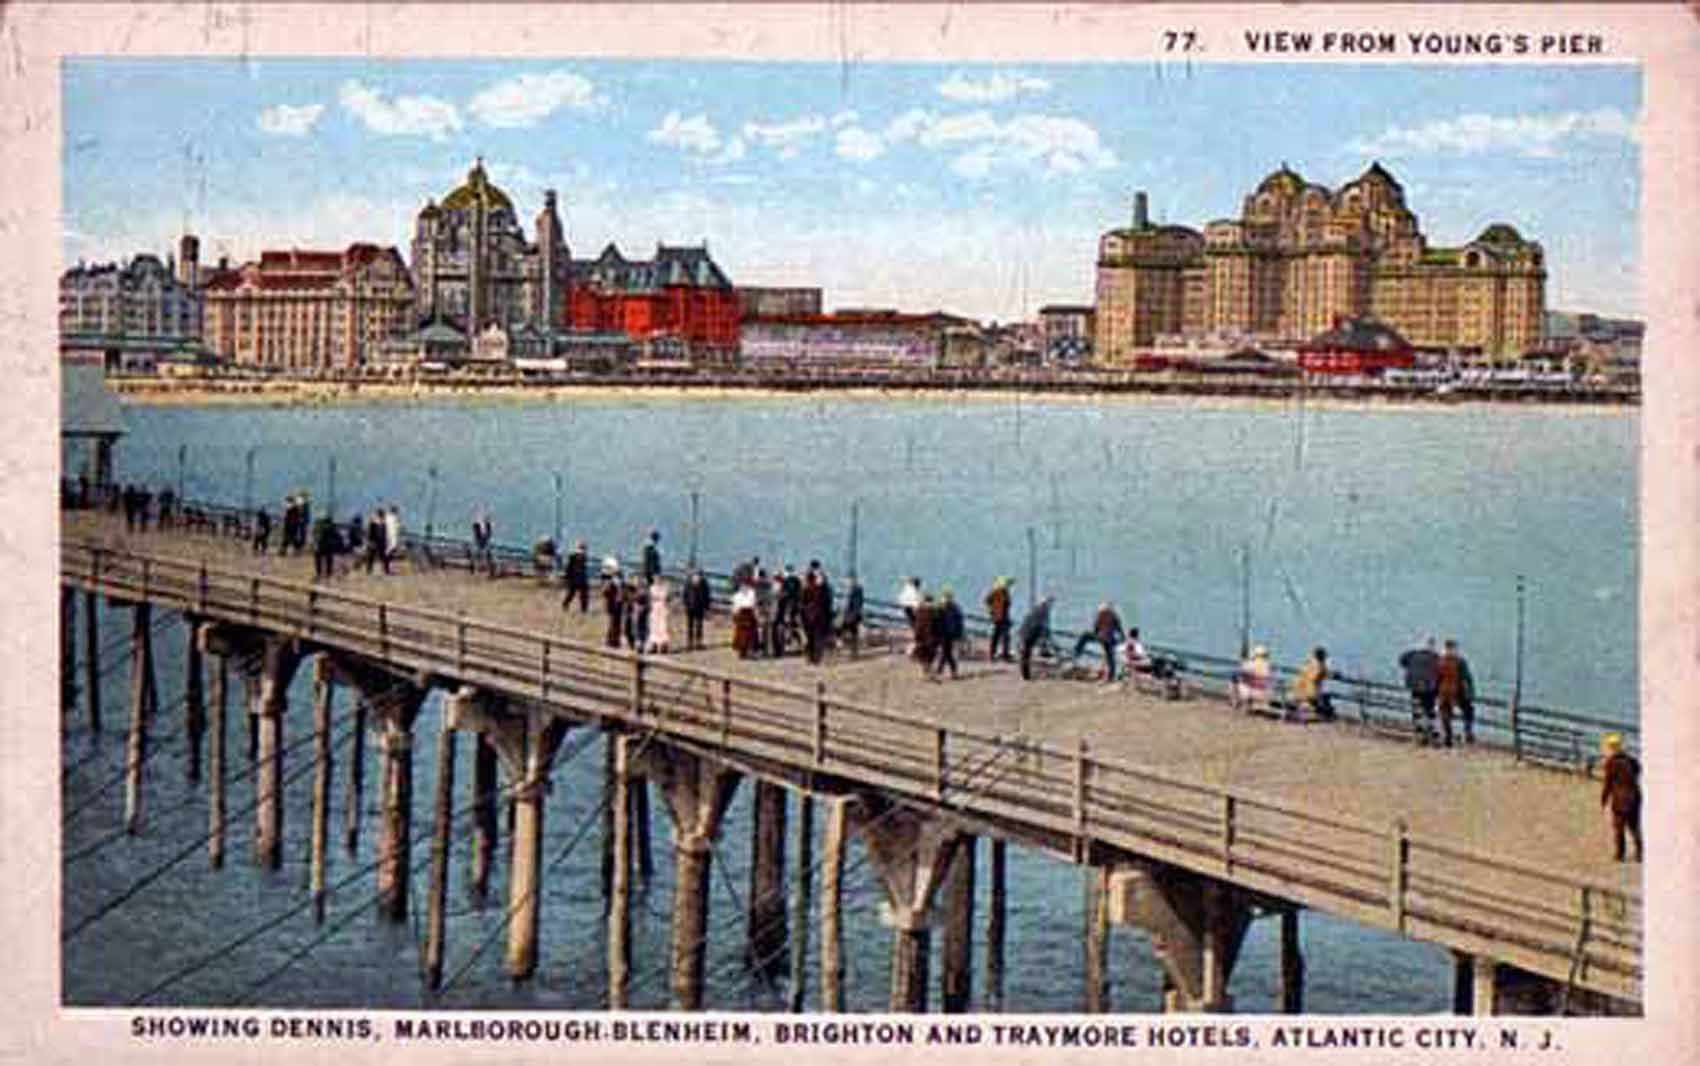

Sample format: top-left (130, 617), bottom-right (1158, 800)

top-left (177, 234), bottom-right (200, 289)
top-left (1134, 191), bottom-right (1149, 230)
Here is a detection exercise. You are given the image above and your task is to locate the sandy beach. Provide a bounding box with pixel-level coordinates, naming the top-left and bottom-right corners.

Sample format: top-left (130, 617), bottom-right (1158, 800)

top-left (104, 375), bottom-right (1636, 415)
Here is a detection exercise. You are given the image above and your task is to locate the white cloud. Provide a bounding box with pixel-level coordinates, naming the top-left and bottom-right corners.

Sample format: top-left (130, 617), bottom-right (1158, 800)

top-left (256, 103), bottom-right (325, 138)
top-left (1351, 108), bottom-right (1638, 159)
top-left (839, 109), bottom-right (1115, 177)
top-left (831, 110), bottom-right (859, 128)
top-left (338, 80), bottom-right (462, 141)
top-left (835, 126), bottom-right (886, 162)
top-left (647, 112), bottom-right (745, 164)
top-left (648, 111), bottom-right (724, 154)
top-left (937, 71), bottom-right (1052, 103)
top-left (742, 115), bottom-right (827, 158)
top-left (467, 70), bottom-right (604, 128)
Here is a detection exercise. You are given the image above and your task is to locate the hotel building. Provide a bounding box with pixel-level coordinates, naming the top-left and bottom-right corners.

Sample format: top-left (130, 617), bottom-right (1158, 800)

top-left (1095, 163), bottom-right (1545, 365)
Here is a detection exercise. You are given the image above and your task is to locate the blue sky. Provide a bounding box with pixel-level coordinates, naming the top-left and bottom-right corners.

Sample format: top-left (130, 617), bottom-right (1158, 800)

top-left (63, 59), bottom-right (1641, 318)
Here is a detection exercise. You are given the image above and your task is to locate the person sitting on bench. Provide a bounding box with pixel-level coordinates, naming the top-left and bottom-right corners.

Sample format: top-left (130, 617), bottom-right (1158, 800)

top-left (1232, 645), bottom-right (1275, 714)
top-left (1289, 646), bottom-right (1337, 722)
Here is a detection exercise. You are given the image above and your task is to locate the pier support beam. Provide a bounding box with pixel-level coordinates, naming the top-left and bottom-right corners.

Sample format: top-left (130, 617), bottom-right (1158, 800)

top-left (123, 603), bottom-right (157, 835)
top-left (207, 654), bottom-right (228, 868)
top-left (423, 714), bottom-right (458, 989)
top-left (985, 839), bottom-right (1006, 1012)
top-left (1083, 864), bottom-right (1111, 1012)
top-left (940, 834), bottom-right (976, 1014)
top-left (1106, 864), bottom-right (1251, 1013)
top-left (83, 590), bottom-right (101, 734)
top-left (309, 659), bottom-right (334, 922)
top-left (250, 637), bottom-right (306, 870)
top-left (326, 655), bottom-right (430, 920)
top-left (61, 589), bottom-right (76, 716)
top-left (183, 618), bottom-right (206, 784)
top-left (747, 780), bottom-right (788, 978)
top-left (634, 744), bottom-right (743, 1010)
top-left (787, 794), bottom-right (815, 1012)
top-left (1280, 909), bottom-right (1305, 1014)
top-left (344, 692), bottom-right (367, 858)
top-left (820, 795), bottom-right (849, 1012)
top-left (470, 734), bottom-right (499, 905)
top-left (607, 733), bottom-right (633, 1009)
top-left (444, 688), bottom-right (573, 980)
top-left (850, 796), bottom-right (964, 1014)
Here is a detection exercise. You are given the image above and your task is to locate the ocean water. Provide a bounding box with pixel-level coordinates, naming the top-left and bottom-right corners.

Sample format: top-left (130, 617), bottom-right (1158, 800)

top-left (60, 394), bottom-right (1638, 1012)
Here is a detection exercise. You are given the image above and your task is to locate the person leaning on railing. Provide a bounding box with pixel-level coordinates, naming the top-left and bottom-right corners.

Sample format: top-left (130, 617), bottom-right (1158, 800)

top-left (1289, 647), bottom-right (1337, 722)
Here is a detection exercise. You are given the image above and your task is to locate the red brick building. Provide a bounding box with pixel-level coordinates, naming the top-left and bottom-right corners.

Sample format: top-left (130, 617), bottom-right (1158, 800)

top-left (567, 243), bottom-right (739, 365)
top-left (1298, 316), bottom-right (1415, 376)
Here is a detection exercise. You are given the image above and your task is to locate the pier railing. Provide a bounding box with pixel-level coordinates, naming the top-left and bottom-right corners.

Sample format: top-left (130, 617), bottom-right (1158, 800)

top-left (68, 486), bottom-right (1634, 773)
top-left (62, 538), bottom-right (1642, 1003)
top-left (72, 484), bottom-right (1637, 780)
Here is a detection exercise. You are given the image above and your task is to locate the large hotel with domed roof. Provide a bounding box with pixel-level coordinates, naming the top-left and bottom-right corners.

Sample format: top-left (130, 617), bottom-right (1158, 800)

top-left (198, 159), bottom-right (739, 370)
top-left (1094, 162), bottom-right (1546, 365)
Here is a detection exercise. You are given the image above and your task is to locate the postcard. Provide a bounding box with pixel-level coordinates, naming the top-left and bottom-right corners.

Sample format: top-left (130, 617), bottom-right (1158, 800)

top-left (3, 3), bottom-right (1696, 1064)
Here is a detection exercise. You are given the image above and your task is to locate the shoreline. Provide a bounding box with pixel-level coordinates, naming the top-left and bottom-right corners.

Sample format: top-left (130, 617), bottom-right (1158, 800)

top-left (106, 375), bottom-right (1639, 415)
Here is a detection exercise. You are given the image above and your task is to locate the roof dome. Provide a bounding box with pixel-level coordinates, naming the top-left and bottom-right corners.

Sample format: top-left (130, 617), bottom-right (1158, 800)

top-left (1475, 223), bottom-right (1525, 246)
top-left (1255, 163), bottom-right (1305, 197)
top-left (441, 159), bottom-right (514, 213)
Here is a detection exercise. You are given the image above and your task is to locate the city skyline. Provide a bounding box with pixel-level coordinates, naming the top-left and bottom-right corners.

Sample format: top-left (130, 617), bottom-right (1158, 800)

top-left (64, 59), bottom-right (1641, 320)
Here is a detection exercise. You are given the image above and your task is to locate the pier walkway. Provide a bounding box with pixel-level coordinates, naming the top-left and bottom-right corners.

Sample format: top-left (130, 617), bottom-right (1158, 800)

top-left (59, 506), bottom-right (1642, 1013)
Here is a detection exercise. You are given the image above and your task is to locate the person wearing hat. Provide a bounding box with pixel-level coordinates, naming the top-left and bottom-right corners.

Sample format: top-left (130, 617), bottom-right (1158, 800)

top-left (1073, 602), bottom-right (1125, 683)
top-left (984, 576), bottom-right (1015, 663)
top-left (1435, 639), bottom-right (1476, 746)
top-left (932, 586), bottom-right (965, 680)
top-left (1599, 733), bottom-right (1642, 862)
top-left (1291, 647), bottom-right (1335, 722)
top-left (640, 528), bottom-right (662, 584)
top-left (838, 576), bottom-right (865, 659)
top-left (600, 570), bottom-right (623, 649)
top-left (682, 567), bottom-right (712, 651)
top-left (1234, 645), bottom-right (1274, 714)
top-left (563, 539), bottom-right (590, 612)
top-left (1398, 636), bottom-right (1441, 745)
top-left (1017, 594), bottom-right (1055, 681)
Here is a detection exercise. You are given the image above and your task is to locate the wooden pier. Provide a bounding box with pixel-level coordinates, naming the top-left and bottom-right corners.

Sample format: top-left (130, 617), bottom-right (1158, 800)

top-left (60, 508), bottom-right (1642, 1014)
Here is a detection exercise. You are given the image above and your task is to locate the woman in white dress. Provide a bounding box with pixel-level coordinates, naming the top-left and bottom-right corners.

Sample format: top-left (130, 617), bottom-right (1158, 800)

top-left (646, 578), bottom-right (673, 653)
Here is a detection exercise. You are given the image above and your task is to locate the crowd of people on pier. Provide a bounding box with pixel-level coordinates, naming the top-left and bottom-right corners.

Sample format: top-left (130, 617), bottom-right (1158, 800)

top-left (82, 481), bottom-right (1643, 862)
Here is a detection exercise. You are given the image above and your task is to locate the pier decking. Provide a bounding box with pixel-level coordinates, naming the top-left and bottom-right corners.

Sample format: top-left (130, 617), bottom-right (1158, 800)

top-left (59, 507), bottom-right (1642, 1013)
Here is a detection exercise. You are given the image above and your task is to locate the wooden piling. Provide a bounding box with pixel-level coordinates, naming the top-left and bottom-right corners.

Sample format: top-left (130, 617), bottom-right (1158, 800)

top-left (889, 926), bottom-right (930, 1013)
top-left (244, 673), bottom-right (259, 765)
top-left (254, 682), bottom-right (285, 870)
top-left (820, 798), bottom-right (847, 1012)
top-left (671, 838), bottom-right (714, 1009)
top-left (607, 734), bottom-right (632, 1009)
top-left (940, 834), bottom-right (976, 1014)
top-left (747, 780), bottom-right (788, 977)
top-left (1452, 951), bottom-right (1473, 1015)
top-left (787, 794), bottom-right (814, 1012)
top-left (986, 839), bottom-right (1007, 1012)
top-left (343, 695), bottom-right (366, 857)
top-left (424, 719), bottom-right (457, 989)
top-left (183, 621), bottom-right (205, 784)
top-left (600, 732), bottom-right (617, 913)
top-left (1281, 909), bottom-right (1305, 1013)
top-left (123, 603), bottom-right (154, 835)
top-left (505, 773), bottom-right (546, 979)
top-left (83, 590), bottom-right (101, 734)
top-left (1471, 955), bottom-right (1498, 1016)
top-left (470, 734), bottom-right (498, 904)
top-left (309, 660), bottom-right (333, 922)
top-left (208, 654), bottom-right (227, 868)
top-left (632, 776), bottom-right (654, 887)
top-left (61, 588), bottom-right (76, 716)
top-left (376, 727), bottom-right (414, 921)
top-left (1083, 865), bottom-right (1109, 1012)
